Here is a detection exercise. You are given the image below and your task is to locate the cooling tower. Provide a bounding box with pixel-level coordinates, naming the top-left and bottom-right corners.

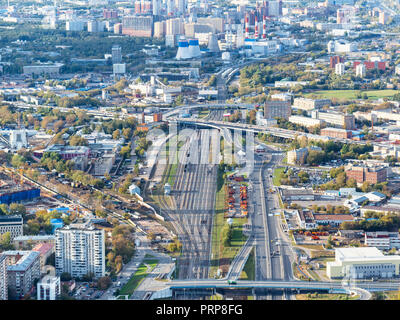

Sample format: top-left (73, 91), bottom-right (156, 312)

top-left (207, 33), bottom-right (220, 53)
top-left (188, 39), bottom-right (201, 58)
top-left (176, 38), bottom-right (191, 60)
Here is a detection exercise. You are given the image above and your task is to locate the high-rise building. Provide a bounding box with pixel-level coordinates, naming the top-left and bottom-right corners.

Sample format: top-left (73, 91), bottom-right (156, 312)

top-left (0, 254), bottom-right (7, 300)
top-left (103, 9), bottom-right (118, 19)
top-left (154, 21), bottom-right (166, 37)
top-left (55, 225), bottom-right (105, 279)
top-left (176, 0), bottom-right (186, 15)
top-left (122, 16), bottom-right (153, 37)
top-left (356, 63), bottom-right (366, 78)
top-left (379, 11), bottom-right (389, 25)
top-left (87, 20), bottom-right (105, 33)
top-left (37, 275), bottom-right (61, 300)
top-left (330, 55), bottom-right (344, 68)
top-left (335, 62), bottom-right (345, 75)
top-left (112, 45), bottom-right (122, 64)
top-left (264, 100), bottom-right (291, 120)
top-left (267, 0), bottom-right (282, 17)
top-left (152, 0), bottom-right (160, 16)
top-left (166, 17), bottom-right (184, 35)
top-left (4, 251), bottom-right (41, 299)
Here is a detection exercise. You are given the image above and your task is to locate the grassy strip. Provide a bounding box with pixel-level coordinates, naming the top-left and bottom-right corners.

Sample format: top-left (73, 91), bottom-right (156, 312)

top-left (304, 89), bottom-right (399, 101)
top-left (273, 167), bottom-right (285, 186)
top-left (167, 163), bottom-right (178, 186)
top-left (119, 258), bottom-right (159, 297)
top-left (296, 293), bottom-right (359, 300)
top-left (239, 248), bottom-right (255, 280)
top-left (209, 171), bottom-right (226, 278)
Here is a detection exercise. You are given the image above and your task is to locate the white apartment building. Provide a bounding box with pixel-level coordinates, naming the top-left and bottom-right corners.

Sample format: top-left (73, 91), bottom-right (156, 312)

top-left (288, 115), bottom-right (323, 128)
top-left (0, 215), bottom-right (23, 240)
top-left (335, 62), bottom-right (345, 75)
top-left (0, 254), bottom-right (7, 300)
top-left (292, 98), bottom-right (331, 111)
top-left (312, 110), bottom-right (355, 129)
top-left (66, 20), bottom-right (85, 31)
top-left (37, 275), bottom-right (61, 300)
top-left (356, 63), bottom-right (366, 78)
top-left (365, 232), bottom-right (400, 251)
top-left (55, 225), bottom-right (105, 279)
top-left (327, 40), bottom-right (357, 53)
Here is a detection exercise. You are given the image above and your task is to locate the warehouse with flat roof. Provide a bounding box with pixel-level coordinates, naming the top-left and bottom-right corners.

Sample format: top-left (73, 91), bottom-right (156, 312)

top-left (327, 247), bottom-right (400, 279)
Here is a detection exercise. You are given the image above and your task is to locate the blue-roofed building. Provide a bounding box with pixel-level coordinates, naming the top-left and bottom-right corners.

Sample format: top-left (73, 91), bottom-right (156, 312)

top-left (50, 219), bottom-right (64, 234)
top-left (48, 207), bottom-right (72, 216)
top-left (365, 191), bottom-right (386, 203)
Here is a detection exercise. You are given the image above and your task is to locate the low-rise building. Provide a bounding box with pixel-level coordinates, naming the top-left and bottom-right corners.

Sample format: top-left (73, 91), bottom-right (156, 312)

top-left (37, 275), bottom-right (61, 300)
top-left (281, 188), bottom-right (315, 201)
top-left (327, 247), bottom-right (400, 279)
top-left (312, 111), bottom-right (355, 130)
top-left (296, 210), bottom-right (317, 229)
top-left (23, 63), bottom-right (63, 76)
top-left (288, 115), bottom-right (323, 128)
top-left (32, 243), bottom-right (55, 273)
top-left (287, 147), bottom-right (308, 165)
top-left (13, 235), bottom-right (55, 249)
top-left (292, 98), bottom-right (331, 111)
top-left (313, 214), bottom-right (355, 226)
top-left (345, 165), bottom-right (387, 184)
top-left (321, 127), bottom-right (352, 139)
top-left (365, 232), bottom-right (400, 250)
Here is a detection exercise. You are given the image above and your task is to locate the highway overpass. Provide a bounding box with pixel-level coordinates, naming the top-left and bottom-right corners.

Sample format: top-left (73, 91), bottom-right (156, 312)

top-left (164, 279), bottom-right (400, 292)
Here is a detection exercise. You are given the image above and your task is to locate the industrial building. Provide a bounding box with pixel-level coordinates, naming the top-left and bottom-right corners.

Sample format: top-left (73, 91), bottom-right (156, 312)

top-left (365, 232), bottom-right (400, 251)
top-left (327, 247), bottom-right (400, 279)
top-left (0, 215), bottom-right (23, 240)
top-left (23, 63), bottom-right (64, 76)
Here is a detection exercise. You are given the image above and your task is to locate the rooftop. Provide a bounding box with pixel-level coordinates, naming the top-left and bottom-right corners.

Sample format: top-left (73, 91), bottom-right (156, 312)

top-left (4, 250), bottom-right (40, 272)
